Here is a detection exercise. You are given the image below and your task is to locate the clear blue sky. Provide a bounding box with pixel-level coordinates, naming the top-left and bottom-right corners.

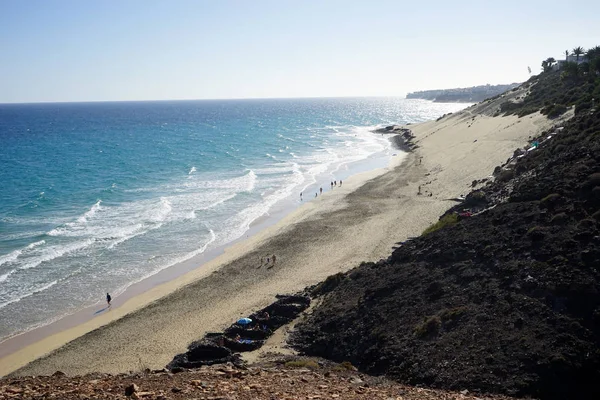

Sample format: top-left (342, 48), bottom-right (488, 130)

top-left (0, 0), bottom-right (598, 103)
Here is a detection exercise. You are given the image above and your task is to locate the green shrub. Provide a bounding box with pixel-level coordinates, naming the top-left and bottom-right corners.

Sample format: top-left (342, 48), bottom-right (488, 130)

top-left (414, 315), bottom-right (442, 338)
top-left (332, 361), bottom-right (357, 371)
top-left (496, 169), bottom-right (515, 183)
top-left (540, 193), bottom-right (561, 207)
top-left (439, 307), bottom-right (466, 322)
top-left (527, 226), bottom-right (545, 240)
top-left (470, 190), bottom-right (486, 200)
top-left (575, 100), bottom-right (592, 115)
top-left (541, 104), bottom-right (568, 119)
top-left (422, 213), bottom-right (459, 236)
top-left (518, 107), bottom-right (540, 117)
top-left (500, 101), bottom-right (521, 113)
top-left (312, 272), bottom-right (345, 296)
top-left (550, 213), bottom-right (569, 225)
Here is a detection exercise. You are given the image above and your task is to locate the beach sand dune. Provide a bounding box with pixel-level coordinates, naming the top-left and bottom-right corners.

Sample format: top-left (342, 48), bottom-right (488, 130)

top-left (4, 100), bottom-right (568, 377)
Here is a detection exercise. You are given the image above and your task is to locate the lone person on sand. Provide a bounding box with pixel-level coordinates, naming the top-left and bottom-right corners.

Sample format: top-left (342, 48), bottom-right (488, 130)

top-left (320, 187), bottom-right (323, 195)
top-left (272, 254), bottom-right (276, 265)
top-left (106, 293), bottom-right (112, 307)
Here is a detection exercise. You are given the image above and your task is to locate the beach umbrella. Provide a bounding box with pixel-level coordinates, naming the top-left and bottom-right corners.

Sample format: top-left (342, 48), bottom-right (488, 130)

top-left (237, 317), bottom-right (253, 325)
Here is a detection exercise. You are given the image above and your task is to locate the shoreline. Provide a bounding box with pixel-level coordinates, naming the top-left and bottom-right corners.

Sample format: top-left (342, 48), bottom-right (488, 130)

top-left (0, 133), bottom-right (405, 377)
top-left (3, 91), bottom-right (564, 376)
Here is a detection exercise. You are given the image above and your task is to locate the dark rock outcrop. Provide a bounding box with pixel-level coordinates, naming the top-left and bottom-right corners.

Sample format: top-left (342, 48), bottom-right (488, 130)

top-left (167, 294), bottom-right (310, 370)
top-left (292, 97), bottom-right (600, 398)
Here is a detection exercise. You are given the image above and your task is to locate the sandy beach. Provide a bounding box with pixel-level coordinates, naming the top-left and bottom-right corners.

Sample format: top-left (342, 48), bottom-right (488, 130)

top-left (1, 91), bottom-right (567, 377)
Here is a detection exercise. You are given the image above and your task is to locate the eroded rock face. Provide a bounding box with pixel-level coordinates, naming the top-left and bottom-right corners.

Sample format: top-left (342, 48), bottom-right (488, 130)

top-left (0, 360), bottom-right (519, 400)
top-left (292, 111), bottom-right (600, 399)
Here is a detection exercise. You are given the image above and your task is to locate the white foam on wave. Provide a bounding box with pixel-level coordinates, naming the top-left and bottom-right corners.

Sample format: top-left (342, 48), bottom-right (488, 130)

top-left (77, 200), bottom-right (102, 224)
top-left (0, 249), bottom-right (23, 268)
top-left (0, 279), bottom-right (58, 310)
top-left (113, 228), bottom-right (217, 297)
top-left (20, 238), bottom-right (95, 271)
top-left (28, 240), bottom-right (46, 249)
top-left (286, 124), bottom-right (391, 194)
top-left (215, 163), bottom-right (304, 246)
top-left (188, 166), bottom-right (197, 175)
top-left (0, 240), bottom-right (46, 268)
top-left (43, 169), bottom-right (257, 253)
top-left (0, 270), bottom-right (16, 283)
top-left (47, 195), bottom-right (173, 243)
top-left (277, 134), bottom-right (298, 143)
top-left (245, 170), bottom-right (257, 192)
top-left (106, 224), bottom-right (150, 249)
top-left (321, 125), bottom-right (389, 175)
top-left (181, 169), bottom-right (256, 191)
top-left (153, 198), bottom-right (172, 222)
top-left (254, 164), bottom-right (296, 176)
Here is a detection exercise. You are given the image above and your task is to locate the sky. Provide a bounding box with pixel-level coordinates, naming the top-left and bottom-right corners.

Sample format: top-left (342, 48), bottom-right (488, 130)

top-left (0, 0), bottom-right (598, 103)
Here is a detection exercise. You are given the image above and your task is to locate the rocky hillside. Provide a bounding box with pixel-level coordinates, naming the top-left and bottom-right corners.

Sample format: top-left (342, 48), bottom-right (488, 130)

top-left (292, 70), bottom-right (600, 399)
top-left (406, 83), bottom-right (519, 103)
top-left (0, 357), bottom-right (518, 400)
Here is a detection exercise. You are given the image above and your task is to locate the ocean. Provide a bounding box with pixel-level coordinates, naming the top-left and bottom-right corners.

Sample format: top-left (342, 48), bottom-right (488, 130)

top-left (0, 97), bottom-right (467, 341)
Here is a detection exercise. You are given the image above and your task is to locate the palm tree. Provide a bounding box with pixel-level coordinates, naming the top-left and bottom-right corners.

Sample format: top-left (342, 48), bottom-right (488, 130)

top-left (541, 57), bottom-right (557, 73)
top-left (572, 46), bottom-right (585, 62)
top-left (586, 46), bottom-right (600, 61)
top-left (565, 49), bottom-right (570, 61)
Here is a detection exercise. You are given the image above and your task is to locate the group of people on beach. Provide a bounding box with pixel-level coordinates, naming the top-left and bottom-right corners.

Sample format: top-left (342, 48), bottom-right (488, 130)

top-left (300, 179), bottom-right (343, 201)
top-left (330, 180), bottom-right (342, 189)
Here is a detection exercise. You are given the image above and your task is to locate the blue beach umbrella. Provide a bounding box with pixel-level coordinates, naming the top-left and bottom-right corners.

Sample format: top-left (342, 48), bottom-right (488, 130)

top-left (237, 317), bottom-right (253, 325)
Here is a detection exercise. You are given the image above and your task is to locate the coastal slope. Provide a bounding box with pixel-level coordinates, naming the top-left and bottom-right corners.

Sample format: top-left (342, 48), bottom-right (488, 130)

top-left (293, 70), bottom-right (600, 399)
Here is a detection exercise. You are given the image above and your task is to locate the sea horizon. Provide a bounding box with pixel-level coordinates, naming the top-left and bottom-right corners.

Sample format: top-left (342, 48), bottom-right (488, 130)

top-left (0, 95), bottom-right (419, 106)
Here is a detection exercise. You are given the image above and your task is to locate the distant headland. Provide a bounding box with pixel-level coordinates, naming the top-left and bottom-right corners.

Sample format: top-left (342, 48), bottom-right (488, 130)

top-left (406, 83), bottom-right (520, 103)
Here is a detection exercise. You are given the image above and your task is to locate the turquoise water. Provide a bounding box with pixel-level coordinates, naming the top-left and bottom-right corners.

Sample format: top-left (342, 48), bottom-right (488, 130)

top-left (0, 97), bottom-right (467, 340)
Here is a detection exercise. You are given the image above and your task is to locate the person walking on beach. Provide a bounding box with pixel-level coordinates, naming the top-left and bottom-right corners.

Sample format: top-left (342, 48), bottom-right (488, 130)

top-left (315, 192), bottom-right (318, 198)
top-left (106, 293), bottom-right (112, 307)
top-left (340, 180), bottom-right (342, 186)
top-left (330, 181), bottom-right (333, 189)
top-left (320, 187), bottom-right (323, 195)
top-left (300, 192), bottom-right (303, 201)
top-left (272, 254), bottom-right (276, 265)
